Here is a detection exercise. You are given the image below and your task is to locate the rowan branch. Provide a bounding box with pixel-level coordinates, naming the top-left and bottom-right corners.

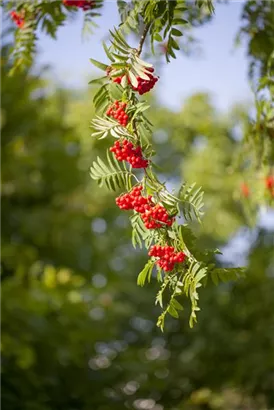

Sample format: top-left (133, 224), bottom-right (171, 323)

top-left (137, 23), bottom-right (151, 56)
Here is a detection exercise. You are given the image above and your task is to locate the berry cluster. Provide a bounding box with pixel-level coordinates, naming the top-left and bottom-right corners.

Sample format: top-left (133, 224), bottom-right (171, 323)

top-left (116, 186), bottom-right (153, 213)
top-left (106, 101), bottom-right (129, 126)
top-left (10, 11), bottom-right (25, 28)
top-left (141, 204), bottom-right (175, 229)
top-left (110, 140), bottom-right (149, 169)
top-left (130, 67), bottom-right (158, 95)
top-left (63, 0), bottom-right (94, 10)
top-left (116, 186), bottom-right (175, 230)
top-left (108, 68), bottom-right (158, 95)
top-left (149, 245), bottom-right (186, 272)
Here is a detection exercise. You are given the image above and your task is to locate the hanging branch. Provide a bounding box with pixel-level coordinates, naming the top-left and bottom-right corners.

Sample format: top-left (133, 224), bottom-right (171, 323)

top-left (89, 4), bottom-right (245, 331)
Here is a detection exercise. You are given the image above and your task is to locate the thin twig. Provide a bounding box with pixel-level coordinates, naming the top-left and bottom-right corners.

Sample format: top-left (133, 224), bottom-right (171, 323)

top-left (132, 23), bottom-right (151, 158)
top-left (137, 23), bottom-right (151, 56)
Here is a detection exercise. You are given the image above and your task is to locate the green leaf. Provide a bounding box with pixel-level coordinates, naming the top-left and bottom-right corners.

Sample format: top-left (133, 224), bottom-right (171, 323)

top-left (210, 267), bottom-right (246, 284)
top-left (157, 313), bottom-right (165, 332)
top-left (102, 41), bottom-right (115, 62)
top-left (178, 183), bottom-right (204, 222)
top-left (91, 116), bottom-right (132, 139)
top-left (171, 28), bottom-right (183, 37)
top-left (170, 37), bottom-right (180, 50)
top-left (137, 260), bottom-right (154, 287)
top-left (131, 64), bottom-right (150, 81)
top-left (111, 53), bottom-right (129, 62)
top-left (168, 46), bottom-right (176, 59)
top-left (93, 86), bottom-right (109, 112)
top-left (173, 18), bottom-right (188, 25)
top-left (172, 299), bottom-right (184, 311)
top-left (153, 33), bottom-right (163, 42)
top-left (109, 82), bottom-right (123, 100)
top-left (111, 62), bottom-right (126, 69)
top-left (167, 305), bottom-right (179, 318)
top-left (88, 76), bottom-right (107, 85)
top-left (121, 75), bottom-right (128, 88)
top-left (128, 70), bottom-right (138, 88)
top-left (158, 189), bottom-right (179, 213)
top-left (89, 58), bottom-right (109, 71)
top-left (130, 213), bottom-right (148, 249)
top-left (90, 151), bottom-right (133, 191)
top-left (134, 56), bottom-right (153, 68)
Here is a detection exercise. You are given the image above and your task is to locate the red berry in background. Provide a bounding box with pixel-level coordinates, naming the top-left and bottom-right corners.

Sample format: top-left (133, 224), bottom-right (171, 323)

top-left (148, 245), bottom-right (186, 272)
top-left (63, 0), bottom-right (95, 10)
top-left (265, 175), bottom-right (274, 190)
top-left (110, 139), bottom-right (149, 169)
top-left (265, 175), bottom-right (274, 196)
top-left (10, 10), bottom-right (25, 28)
top-left (106, 101), bottom-right (129, 126)
top-left (241, 182), bottom-right (249, 198)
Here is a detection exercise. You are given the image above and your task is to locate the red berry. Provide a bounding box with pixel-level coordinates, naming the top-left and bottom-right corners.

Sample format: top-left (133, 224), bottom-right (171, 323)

top-left (140, 204), bottom-right (175, 230)
top-left (116, 185), bottom-right (154, 213)
top-left (105, 101), bottom-right (129, 127)
top-left (10, 10), bottom-right (25, 28)
top-left (127, 65), bottom-right (158, 95)
top-left (63, 0), bottom-right (95, 9)
top-left (148, 244), bottom-right (186, 272)
top-left (109, 139), bottom-right (149, 169)
top-left (265, 175), bottom-right (274, 190)
top-left (265, 175), bottom-right (274, 197)
top-left (241, 183), bottom-right (249, 198)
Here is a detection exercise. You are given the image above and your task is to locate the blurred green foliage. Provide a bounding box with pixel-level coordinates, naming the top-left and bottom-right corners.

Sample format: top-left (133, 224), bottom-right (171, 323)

top-left (1, 0), bottom-right (274, 407)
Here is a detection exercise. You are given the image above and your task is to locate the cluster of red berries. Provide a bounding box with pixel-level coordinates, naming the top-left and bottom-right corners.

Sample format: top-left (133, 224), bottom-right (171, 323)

top-left (116, 185), bottom-right (153, 213)
top-left (149, 245), bottom-right (186, 272)
top-left (130, 67), bottom-right (158, 95)
top-left (110, 140), bottom-right (149, 169)
top-left (106, 101), bottom-right (129, 126)
top-left (109, 67), bottom-right (158, 95)
top-left (10, 11), bottom-right (25, 28)
top-left (116, 186), bottom-right (175, 229)
top-left (63, 0), bottom-right (94, 10)
top-left (141, 204), bottom-right (175, 229)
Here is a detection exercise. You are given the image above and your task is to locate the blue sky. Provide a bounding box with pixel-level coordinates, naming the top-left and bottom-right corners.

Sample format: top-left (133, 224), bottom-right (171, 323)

top-left (36, 1), bottom-right (253, 111)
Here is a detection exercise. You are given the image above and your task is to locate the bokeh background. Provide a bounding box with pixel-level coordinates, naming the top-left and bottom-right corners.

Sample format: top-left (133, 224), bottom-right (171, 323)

top-left (1, 1), bottom-right (274, 409)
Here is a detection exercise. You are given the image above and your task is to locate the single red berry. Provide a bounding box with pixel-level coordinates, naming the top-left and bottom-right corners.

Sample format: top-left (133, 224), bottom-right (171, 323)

top-left (241, 183), bottom-right (250, 198)
top-left (265, 175), bottom-right (274, 190)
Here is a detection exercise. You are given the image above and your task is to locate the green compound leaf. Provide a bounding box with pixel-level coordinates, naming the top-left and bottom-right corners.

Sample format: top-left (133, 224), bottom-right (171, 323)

top-left (90, 151), bottom-right (133, 191)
